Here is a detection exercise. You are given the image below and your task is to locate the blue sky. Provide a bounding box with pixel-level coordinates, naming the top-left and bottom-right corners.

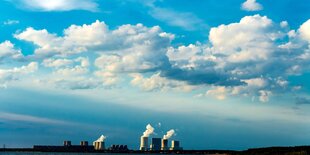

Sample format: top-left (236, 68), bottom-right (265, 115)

top-left (1, 0), bottom-right (310, 150)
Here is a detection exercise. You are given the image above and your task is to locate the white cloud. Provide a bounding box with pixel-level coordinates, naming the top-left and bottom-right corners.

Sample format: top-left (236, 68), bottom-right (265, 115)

top-left (0, 62), bottom-right (38, 86)
top-left (15, 20), bottom-right (174, 88)
top-left (137, 0), bottom-right (207, 31)
top-left (3, 19), bottom-right (19, 25)
top-left (10, 16), bottom-right (310, 102)
top-left (241, 0), bottom-right (263, 11)
top-left (166, 15), bottom-right (310, 102)
top-left (130, 73), bottom-right (196, 92)
top-left (42, 58), bottom-right (73, 68)
top-left (8, 0), bottom-right (99, 12)
top-left (209, 15), bottom-right (277, 62)
top-left (0, 41), bottom-right (23, 62)
top-left (299, 19), bottom-right (310, 43)
top-left (206, 87), bottom-right (227, 100)
top-left (148, 7), bottom-right (207, 31)
top-left (280, 21), bottom-right (289, 28)
top-left (259, 90), bottom-right (272, 102)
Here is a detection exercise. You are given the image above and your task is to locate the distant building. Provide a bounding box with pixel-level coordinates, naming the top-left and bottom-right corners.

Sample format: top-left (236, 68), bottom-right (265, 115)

top-left (33, 140), bottom-right (94, 152)
top-left (109, 144), bottom-right (128, 152)
top-left (150, 138), bottom-right (161, 151)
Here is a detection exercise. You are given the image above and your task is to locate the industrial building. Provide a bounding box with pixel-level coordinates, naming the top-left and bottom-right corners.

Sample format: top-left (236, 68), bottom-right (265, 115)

top-left (150, 138), bottom-right (161, 151)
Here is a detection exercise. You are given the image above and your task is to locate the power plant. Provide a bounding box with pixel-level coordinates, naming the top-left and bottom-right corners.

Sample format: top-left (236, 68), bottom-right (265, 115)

top-left (2, 124), bottom-right (309, 154)
top-left (6, 124), bottom-right (182, 153)
top-left (137, 124), bottom-right (182, 151)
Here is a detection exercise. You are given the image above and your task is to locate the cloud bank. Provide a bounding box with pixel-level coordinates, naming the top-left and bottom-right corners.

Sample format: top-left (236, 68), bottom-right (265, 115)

top-left (2, 14), bottom-right (310, 102)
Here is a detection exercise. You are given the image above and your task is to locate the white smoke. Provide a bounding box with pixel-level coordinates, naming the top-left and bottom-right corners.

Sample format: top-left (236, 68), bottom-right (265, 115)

top-left (142, 124), bottom-right (154, 137)
top-left (163, 129), bottom-right (175, 139)
top-left (94, 135), bottom-right (106, 143)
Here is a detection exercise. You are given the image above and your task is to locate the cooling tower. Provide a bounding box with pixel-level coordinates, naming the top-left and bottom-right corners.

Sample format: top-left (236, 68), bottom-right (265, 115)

top-left (161, 139), bottom-right (168, 150)
top-left (140, 136), bottom-right (148, 151)
top-left (170, 140), bottom-right (181, 150)
top-left (63, 141), bottom-right (71, 146)
top-left (80, 141), bottom-right (88, 146)
top-left (94, 141), bottom-right (105, 150)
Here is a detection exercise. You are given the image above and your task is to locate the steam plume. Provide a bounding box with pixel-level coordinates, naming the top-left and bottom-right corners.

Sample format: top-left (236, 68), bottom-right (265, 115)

top-left (142, 124), bottom-right (154, 137)
top-left (94, 135), bottom-right (106, 142)
top-left (163, 129), bottom-right (175, 139)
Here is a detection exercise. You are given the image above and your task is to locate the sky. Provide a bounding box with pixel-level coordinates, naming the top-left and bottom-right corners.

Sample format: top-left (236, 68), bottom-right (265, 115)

top-left (1, 0), bottom-right (310, 150)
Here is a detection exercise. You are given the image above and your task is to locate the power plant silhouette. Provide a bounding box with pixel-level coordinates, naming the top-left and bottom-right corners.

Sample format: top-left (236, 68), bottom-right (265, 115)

top-left (30, 124), bottom-right (182, 152)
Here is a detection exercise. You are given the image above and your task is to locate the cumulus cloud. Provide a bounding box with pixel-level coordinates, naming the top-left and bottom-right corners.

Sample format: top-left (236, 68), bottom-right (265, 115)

top-left (0, 41), bottom-right (23, 62)
top-left (241, 0), bottom-right (263, 11)
top-left (7, 0), bottom-right (99, 12)
top-left (40, 57), bottom-right (99, 90)
top-left (0, 62), bottom-right (38, 86)
top-left (206, 87), bottom-right (227, 100)
top-left (42, 58), bottom-right (73, 68)
top-left (299, 19), bottom-right (310, 43)
top-left (10, 16), bottom-right (310, 102)
top-left (166, 15), bottom-right (310, 102)
top-left (130, 72), bottom-right (197, 92)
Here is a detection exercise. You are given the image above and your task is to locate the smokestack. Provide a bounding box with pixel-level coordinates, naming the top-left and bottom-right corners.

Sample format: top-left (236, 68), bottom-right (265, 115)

top-left (161, 139), bottom-right (168, 151)
top-left (140, 136), bottom-right (148, 151)
top-left (93, 135), bottom-right (106, 150)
